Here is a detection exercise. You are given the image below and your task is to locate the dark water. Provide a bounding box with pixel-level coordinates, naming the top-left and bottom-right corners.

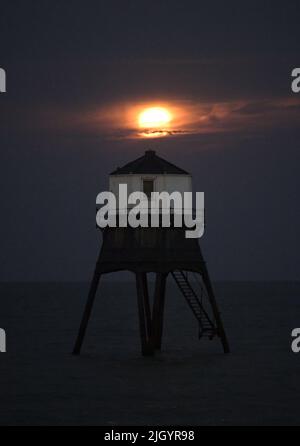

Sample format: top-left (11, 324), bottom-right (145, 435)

top-left (1, 281), bottom-right (300, 426)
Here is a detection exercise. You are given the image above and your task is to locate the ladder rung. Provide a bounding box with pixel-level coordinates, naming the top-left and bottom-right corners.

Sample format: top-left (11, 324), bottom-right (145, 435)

top-left (172, 271), bottom-right (216, 335)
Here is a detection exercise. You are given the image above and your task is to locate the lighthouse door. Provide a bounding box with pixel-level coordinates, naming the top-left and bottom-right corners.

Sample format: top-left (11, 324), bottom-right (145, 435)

top-left (143, 179), bottom-right (154, 199)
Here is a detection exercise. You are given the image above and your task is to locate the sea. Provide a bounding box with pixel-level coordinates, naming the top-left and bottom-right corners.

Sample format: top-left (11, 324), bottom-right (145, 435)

top-left (1, 281), bottom-right (300, 426)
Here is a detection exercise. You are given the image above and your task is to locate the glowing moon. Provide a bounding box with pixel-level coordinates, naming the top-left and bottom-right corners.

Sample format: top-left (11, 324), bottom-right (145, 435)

top-left (138, 107), bottom-right (172, 129)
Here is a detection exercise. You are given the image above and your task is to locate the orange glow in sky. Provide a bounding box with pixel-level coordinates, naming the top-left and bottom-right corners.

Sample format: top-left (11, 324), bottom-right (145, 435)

top-left (87, 97), bottom-right (300, 140)
top-left (138, 107), bottom-right (172, 129)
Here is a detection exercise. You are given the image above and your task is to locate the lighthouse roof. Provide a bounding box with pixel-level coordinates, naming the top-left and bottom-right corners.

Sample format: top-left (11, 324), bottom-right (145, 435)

top-left (110, 150), bottom-right (189, 175)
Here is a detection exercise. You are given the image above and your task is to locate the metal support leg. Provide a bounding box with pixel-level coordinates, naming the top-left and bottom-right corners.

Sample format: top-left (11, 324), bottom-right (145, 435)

top-left (141, 272), bottom-right (152, 339)
top-left (136, 273), bottom-right (155, 356)
top-left (151, 273), bottom-right (167, 350)
top-left (201, 262), bottom-right (230, 354)
top-left (73, 267), bottom-right (101, 355)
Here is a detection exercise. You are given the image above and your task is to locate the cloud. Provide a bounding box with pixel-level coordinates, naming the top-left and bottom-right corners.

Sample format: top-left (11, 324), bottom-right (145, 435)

top-left (83, 97), bottom-right (300, 140)
top-left (5, 96), bottom-right (300, 143)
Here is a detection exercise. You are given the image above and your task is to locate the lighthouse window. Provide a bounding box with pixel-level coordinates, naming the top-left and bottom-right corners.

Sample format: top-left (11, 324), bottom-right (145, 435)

top-left (143, 180), bottom-right (154, 199)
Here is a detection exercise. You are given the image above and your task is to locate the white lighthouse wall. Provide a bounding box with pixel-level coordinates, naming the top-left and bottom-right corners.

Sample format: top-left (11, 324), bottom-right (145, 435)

top-left (109, 174), bottom-right (192, 195)
top-left (109, 174), bottom-right (193, 210)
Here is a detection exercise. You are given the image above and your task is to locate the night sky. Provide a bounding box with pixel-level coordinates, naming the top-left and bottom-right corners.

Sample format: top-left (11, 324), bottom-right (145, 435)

top-left (1, 1), bottom-right (300, 281)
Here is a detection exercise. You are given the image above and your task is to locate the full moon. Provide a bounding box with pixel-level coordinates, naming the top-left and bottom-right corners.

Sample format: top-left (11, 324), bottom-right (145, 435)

top-left (138, 107), bottom-right (172, 129)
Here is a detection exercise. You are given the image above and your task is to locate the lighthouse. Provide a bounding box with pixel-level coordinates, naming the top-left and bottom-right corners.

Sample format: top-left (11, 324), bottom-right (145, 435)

top-left (73, 150), bottom-right (229, 356)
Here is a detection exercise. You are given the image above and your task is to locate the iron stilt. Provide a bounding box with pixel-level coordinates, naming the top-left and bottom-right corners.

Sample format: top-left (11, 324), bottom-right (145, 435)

top-left (151, 273), bottom-right (167, 350)
top-left (73, 265), bottom-right (101, 355)
top-left (136, 273), bottom-right (155, 356)
top-left (200, 262), bottom-right (230, 354)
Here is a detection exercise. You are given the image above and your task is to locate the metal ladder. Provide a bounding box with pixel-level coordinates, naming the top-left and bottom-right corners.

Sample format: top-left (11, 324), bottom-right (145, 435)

top-left (172, 270), bottom-right (217, 339)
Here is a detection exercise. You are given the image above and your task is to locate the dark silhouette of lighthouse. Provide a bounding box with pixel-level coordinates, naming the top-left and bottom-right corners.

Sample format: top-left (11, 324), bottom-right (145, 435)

top-left (73, 150), bottom-right (229, 356)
